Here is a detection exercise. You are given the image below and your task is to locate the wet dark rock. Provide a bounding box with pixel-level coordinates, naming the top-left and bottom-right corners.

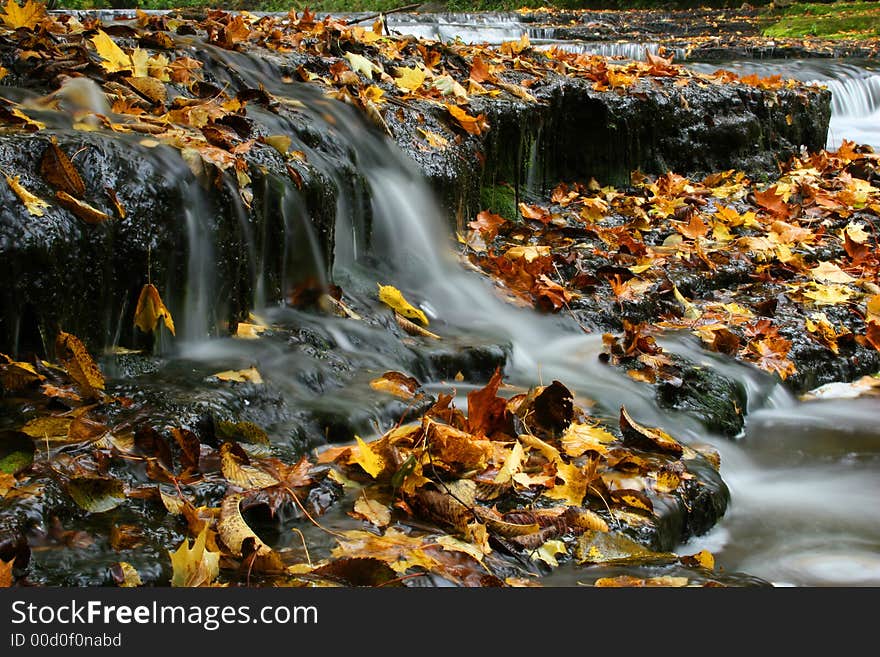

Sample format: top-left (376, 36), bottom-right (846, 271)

top-left (656, 362), bottom-right (747, 437)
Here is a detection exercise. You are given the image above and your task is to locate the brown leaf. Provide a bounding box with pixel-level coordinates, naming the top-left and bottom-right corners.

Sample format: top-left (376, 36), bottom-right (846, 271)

top-left (466, 366), bottom-right (508, 438)
top-left (369, 371), bottom-right (421, 400)
top-left (310, 557), bottom-right (402, 587)
top-left (619, 406), bottom-right (683, 457)
top-left (40, 138), bottom-right (85, 198)
top-left (126, 75), bottom-right (167, 105)
top-left (55, 191), bottom-right (112, 225)
top-left (55, 331), bottom-right (104, 400)
top-left (171, 428), bottom-right (201, 470)
top-left (0, 558), bottom-right (13, 587)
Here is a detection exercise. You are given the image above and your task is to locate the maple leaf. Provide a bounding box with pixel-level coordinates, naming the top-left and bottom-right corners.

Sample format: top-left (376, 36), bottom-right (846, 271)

top-left (351, 436), bottom-right (385, 478)
top-left (5, 175), bottom-right (48, 216)
top-left (466, 366), bottom-right (508, 438)
top-left (134, 283), bottom-right (175, 335)
top-left (745, 336), bottom-right (796, 379)
top-left (91, 30), bottom-right (133, 73)
top-left (378, 283), bottom-right (428, 326)
top-left (468, 210), bottom-right (507, 240)
top-left (752, 186), bottom-right (790, 218)
top-left (1, 0), bottom-right (45, 30)
top-left (445, 103), bottom-right (489, 136)
top-left (394, 66), bottom-right (427, 93)
top-left (469, 56), bottom-right (492, 83)
top-left (169, 527), bottom-right (220, 587)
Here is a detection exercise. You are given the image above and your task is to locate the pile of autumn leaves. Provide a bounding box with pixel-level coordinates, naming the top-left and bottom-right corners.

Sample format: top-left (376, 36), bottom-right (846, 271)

top-left (465, 141), bottom-right (880, 383)
top-left (2, 332), bottom-right (721, 587)
top-left (0, 0), bottom-right (801, 210)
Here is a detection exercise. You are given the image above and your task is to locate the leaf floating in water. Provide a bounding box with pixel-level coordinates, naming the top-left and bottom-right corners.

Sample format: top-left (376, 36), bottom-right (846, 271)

top-left (0, 431), bottom-right (34, 475)
top-left (65, 476), bottom-right (125, 513)
top-left (169, 527), bottom-right (220, 587)
top-left (55, 331), bottom-right (104, 400)
top-left (110, 562), bottom-right (142, 587)
top-left (219, 442), bottom-right (278, 490)
top-left (134, 283), bottom-right (175, 335)
top-left (212, 366), bottom-right (263, 384)
top-left (5, 175), bottom-right (48, 217)
top-left (369, 371), bottom-right (421, 400)
top-left (594, 575), bottom-right (690, 587)
top-left (377, 284), bottom-right (429, 326)
top-left (40, 137), bottom-right (85, 198)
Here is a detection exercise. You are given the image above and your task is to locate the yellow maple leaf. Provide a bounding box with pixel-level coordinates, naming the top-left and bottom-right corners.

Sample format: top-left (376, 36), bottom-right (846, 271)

top-left (169, 527), bottom-right (220, 587)
top-left (133, 283), bottom-right (175, 335)
top-left (352, 436), bottom-right (385, 478)
top-left (394, 66), bottom-right (427, 93)
top-left (5, 175), bottom-right (48, 217)
top-left (801, 283), bottom-right (854, 306)
top-left (91, 30), bottom-right (132, 73)
top-left (1, 0), bottom-right (45, 30)
top-left (810, 261), bottom-right (856, 284)
top-left (377, 283), bottom-right (429, 326)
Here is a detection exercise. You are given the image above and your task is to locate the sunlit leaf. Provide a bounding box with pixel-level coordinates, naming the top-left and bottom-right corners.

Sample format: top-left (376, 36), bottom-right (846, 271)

top-left (91, 30), bottom-right (133, 73)
top-left (378, 283), bottom-right (428, 326)
top-left (65, 476), bottom-right (125, 513)
top-left (5, 175), bottom-right (48, 217)
top-left (1, 0), bottom-right (45, 29)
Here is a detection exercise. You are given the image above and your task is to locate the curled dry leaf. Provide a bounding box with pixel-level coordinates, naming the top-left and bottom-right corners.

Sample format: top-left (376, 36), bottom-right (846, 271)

top-left (134, 283), bottom-right (176, 335)
top-left (218, 493), bottom-right (277, 562)
top-left (55, 331), bottom-right (104, 400)
top-left (619, 406), bottom-right (683, 458)
top-left (369, 371), bottom-right (421, 400)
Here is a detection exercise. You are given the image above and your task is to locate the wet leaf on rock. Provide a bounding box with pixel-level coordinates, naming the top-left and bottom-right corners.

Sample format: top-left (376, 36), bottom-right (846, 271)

top-left (40, 138), bottom-right (85, 199)
top-left (378, 283), bottom-right (429, 326)
top-left (220, 442), bottom-right (279, 490)
top-left (65, 476), bottom-right (125, 513)
top-left (5, 175), bottom-right (48, 217)
top-left (54, 191), bottom-right (112, 224)
top-left (211, 366), bottom-right (263, 384)
top-left (619, 406), bottom-right (683, 457)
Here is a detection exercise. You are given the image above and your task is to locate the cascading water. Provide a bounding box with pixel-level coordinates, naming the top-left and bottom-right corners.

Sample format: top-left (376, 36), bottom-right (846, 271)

top-left (5, 11), bottom-right (878, 587)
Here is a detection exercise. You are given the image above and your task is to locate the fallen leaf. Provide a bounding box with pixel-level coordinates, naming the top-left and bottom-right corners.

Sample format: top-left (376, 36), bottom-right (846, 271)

top-left (351, 492), bottom-right (391, 528)
top-left (40, 138), bottom-right (85, 199)
top-left (91, 30), bottom-right (132, 73)
top-left (55, 331), bottom-right (104, 400)
top-left (810, 261), bottom-right (856, 284)
top-left (351, 436), bottom-right (385, 479)
top-left (212, 367), bottom-right (263, 384)
top-left (378, 283), bottom-right (428, 326)
top-left (169, 527), bottom-right (220, 587)
top-left (344, 52), bottom-right (378, 79)
top-left (394, 66), bottom-right (427, 93)
top-left (65, 476), bottom-right (125, 513)
top-left (110, 562), bottom-right (142, 587)
top-left (5, 175), bottom-right (48, 216)
top-left (219, 442), bottom-right (279, 490)
top-left (0, 558), bottom-right (13, 587)
top-left (1, 0), bottom-right (45, 30)
top-left (619, 406), bottom-right (683, 457)
top-left (218, 493), bottom-right (276, 560)
top-left (134, 283), bottom-right (175, 335)
top-left (55, 192), bottom-right (112, 224)
top-left (444, 103), bottom-right (488, 136)
top-left (369, 371), bottom-right (421, 400)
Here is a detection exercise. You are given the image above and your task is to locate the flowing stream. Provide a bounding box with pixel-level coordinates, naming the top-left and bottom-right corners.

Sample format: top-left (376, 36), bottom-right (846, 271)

top-left (16, 12), bottom-right (880, 587)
